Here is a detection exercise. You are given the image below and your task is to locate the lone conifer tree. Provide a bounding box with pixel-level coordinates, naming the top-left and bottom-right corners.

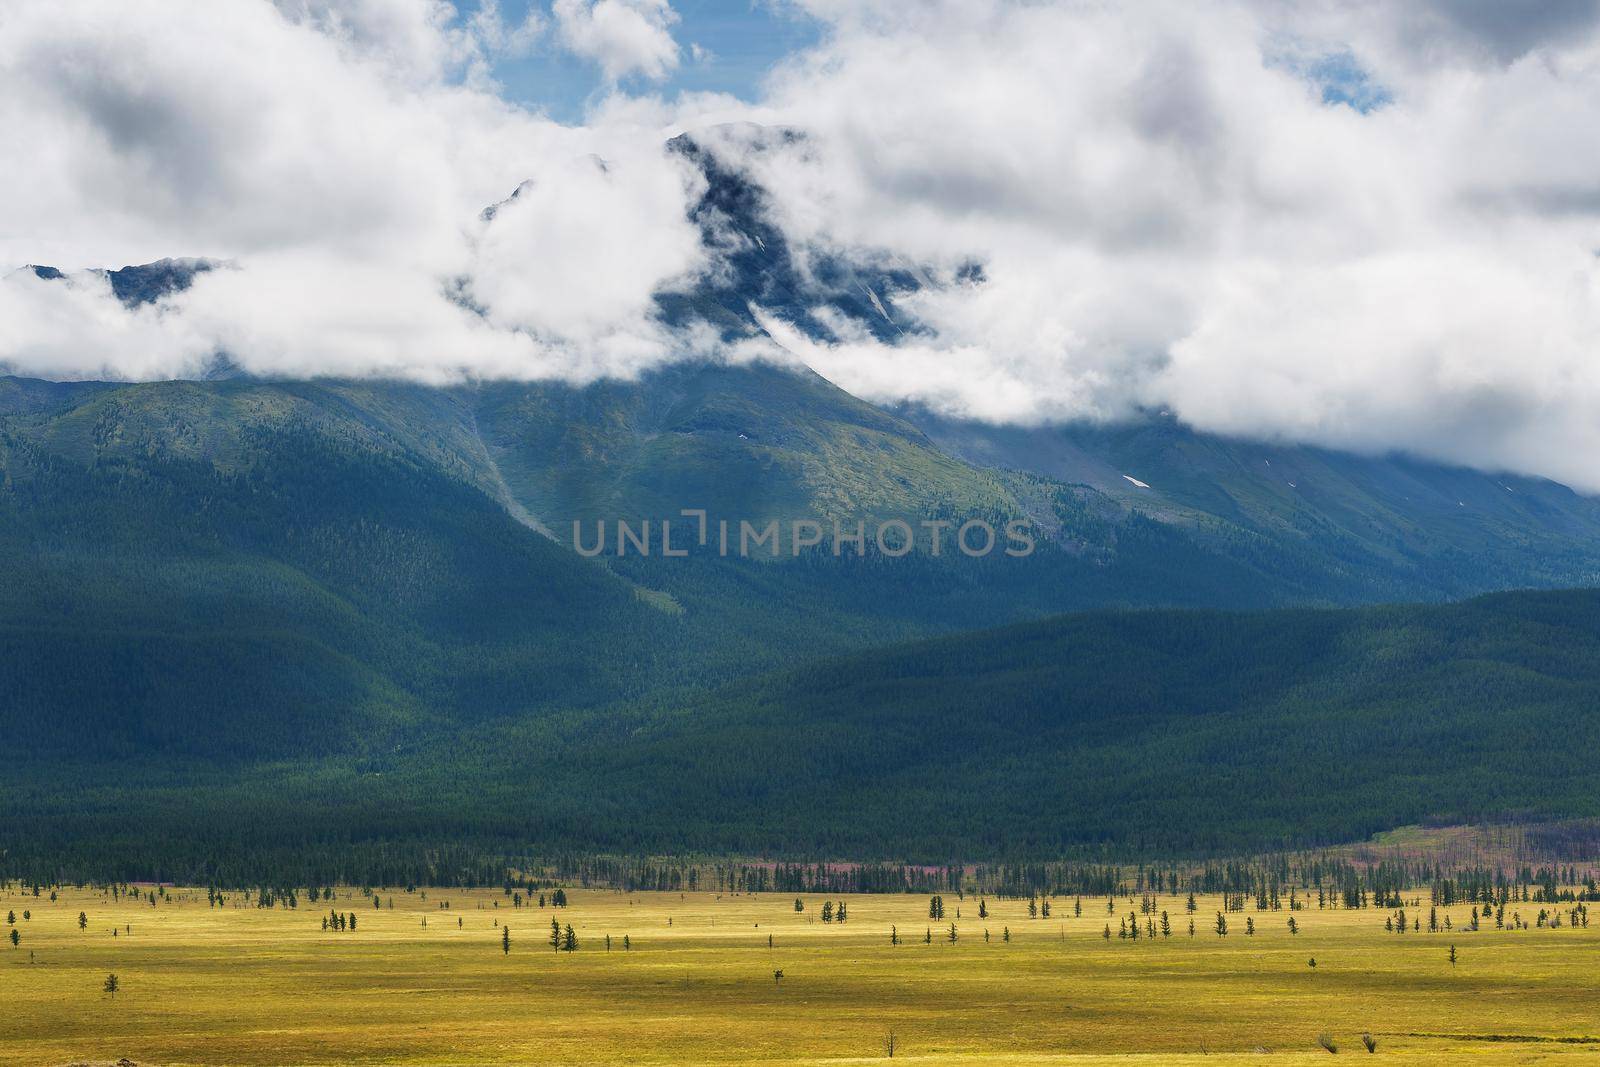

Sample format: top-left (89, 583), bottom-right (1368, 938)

top-left (502, 926), bottom-right (511, 955)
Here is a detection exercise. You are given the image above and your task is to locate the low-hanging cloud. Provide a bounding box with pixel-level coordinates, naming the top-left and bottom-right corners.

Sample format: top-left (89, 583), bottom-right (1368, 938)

top-left (6, 0), bottom-right (1600, 490)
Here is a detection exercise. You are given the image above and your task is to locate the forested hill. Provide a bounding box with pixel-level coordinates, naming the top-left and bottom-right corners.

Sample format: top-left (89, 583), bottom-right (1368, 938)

top-left (6, 588), bottom-right (1600, 882)
top-left (415, 587), bottom-right (1600, 860)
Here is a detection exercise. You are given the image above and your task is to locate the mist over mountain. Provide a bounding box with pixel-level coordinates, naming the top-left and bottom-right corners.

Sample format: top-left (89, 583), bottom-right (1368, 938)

top-left (7, 1), bottom-right (1600, 885)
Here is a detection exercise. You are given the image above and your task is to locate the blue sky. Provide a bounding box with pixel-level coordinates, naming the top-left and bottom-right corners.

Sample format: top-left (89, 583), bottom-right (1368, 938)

top-left (476, 1), bottom-right (820, 122)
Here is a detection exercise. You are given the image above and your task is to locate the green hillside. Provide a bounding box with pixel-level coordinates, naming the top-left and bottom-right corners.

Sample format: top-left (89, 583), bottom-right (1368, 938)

top-left (378, 587), bottom-right (1600, 861)
top-left (6, 589), bottom-right (1600, 882)
top-left (8, 367), bottom-right (1600, 882)
top-left (0, 369), bottom-right (1286, 769)
top-left (912, 407), bottom-right (1600, 599)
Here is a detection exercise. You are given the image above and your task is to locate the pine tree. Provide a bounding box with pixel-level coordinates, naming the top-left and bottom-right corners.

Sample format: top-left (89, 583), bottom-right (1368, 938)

top-left (502, 926), bottom-right (511, 955)
top-left (1215, 913), bottom-right (1228, 937)
top-left (551, 917), bottom-right (562, 952)
top-left (562, 924), bottom-right (577, 952)
top-left (978, 899), bottom-right (988, 919)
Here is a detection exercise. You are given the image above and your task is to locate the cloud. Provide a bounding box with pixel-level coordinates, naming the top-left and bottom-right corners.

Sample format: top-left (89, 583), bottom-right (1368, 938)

top-left (0, 0), bottom-right (706, 384)
top-left (553, 0), bottom-right (681, 83)
top-left (7, 0), bottom-right (1600, 491)
top-left (721, 0), bottom-right (1600, 489)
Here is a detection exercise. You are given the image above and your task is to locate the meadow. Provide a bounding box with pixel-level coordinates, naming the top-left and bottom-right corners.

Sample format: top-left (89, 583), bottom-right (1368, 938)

top-left (0, 882), bottom-right (1595, 1066)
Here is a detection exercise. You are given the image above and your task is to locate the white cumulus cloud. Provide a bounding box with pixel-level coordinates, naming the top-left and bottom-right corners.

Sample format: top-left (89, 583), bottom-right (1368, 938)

top-left (552, 0), bottom-right (681, 83)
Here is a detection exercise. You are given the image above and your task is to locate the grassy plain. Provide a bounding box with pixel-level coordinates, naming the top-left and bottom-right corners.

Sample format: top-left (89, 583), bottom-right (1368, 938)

top-left (0, 883), bottom-right (1595, 1065)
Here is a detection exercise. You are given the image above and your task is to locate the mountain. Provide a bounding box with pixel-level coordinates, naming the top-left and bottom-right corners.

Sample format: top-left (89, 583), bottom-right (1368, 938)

top-left (908, 409), bottom-right (1600, 597)
top-left (7, 126), bottom-right (1600, 880)
top-left (0, 365), bottom-right (1291, 763)
top-left (16, 125), bottom-right (1600, 609)
top-left (417, 586), bottom-right (1600, 859)
top-left (19, 257), bottom-right (214, 306)
top-left (7, 587), bottom-right (1600, 880)
top-left (0, 376), bottom-right (696, 761)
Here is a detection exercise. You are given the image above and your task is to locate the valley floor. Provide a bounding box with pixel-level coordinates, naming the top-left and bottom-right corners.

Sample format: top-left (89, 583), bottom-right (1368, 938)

top-left (0, 885), bottom-right (1595, 1065)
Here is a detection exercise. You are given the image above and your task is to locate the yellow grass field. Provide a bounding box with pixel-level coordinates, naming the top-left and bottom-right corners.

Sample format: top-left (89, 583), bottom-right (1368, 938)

top-left (1, 883), bottom-right (1595, 1065)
